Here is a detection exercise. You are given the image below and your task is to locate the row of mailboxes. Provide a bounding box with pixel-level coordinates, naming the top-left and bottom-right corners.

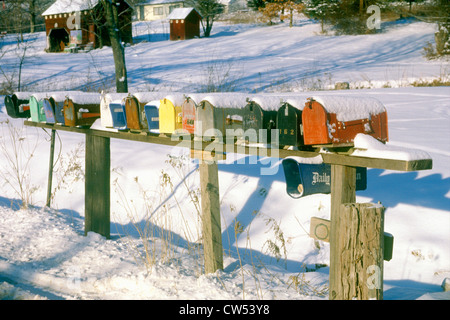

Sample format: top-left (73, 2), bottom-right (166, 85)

top-left (4, 92), bottom-right (389, 148)
top-left (281, 158), bottom-right (367, 198)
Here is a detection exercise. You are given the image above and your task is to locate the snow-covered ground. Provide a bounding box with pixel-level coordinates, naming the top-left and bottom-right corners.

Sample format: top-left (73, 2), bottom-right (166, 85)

top-left (0, 15), bottom-right (449, 300)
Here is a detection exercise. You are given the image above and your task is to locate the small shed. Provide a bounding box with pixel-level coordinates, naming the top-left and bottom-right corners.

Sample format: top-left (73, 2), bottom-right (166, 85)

top-left (42, 0), bottom-right (133, 52)
top-left (167, 7), bottom-right (201, 41)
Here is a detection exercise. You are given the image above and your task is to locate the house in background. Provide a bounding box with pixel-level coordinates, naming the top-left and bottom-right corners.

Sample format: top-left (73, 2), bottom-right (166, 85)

top-left (136, 0), bottom-right (184, 21)
top-left (42, 0), bottom-right (133, 52)
top-left (168, 7), bottom-right (201, 40)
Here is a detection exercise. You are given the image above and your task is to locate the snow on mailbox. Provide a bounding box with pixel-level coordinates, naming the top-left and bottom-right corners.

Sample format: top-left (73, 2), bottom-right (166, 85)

top-left (42, 91), bottom-right (82, 125)
top-left (302, 95), bottom-right (388, 146)
top-left (63, 92), bottom-right (101, 128)
top-left (282, 157), bottom-right (367, 198)
top-left (4, 92), bottom-right (31, 119)
top-left (196, 93), bottom-right (248, 141)
top-left (100, 93), bottom-right (129, 129)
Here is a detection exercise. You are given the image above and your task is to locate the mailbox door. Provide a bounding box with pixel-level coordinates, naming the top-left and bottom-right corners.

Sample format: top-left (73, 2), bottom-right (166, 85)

top-left (195, 101), bottom-right (215, 139)
top-left (281, 158), bottom-right (305, 198)
top-left (182, 99), bottom-right (196, 134)
top-left (42, 98), bottom-right (56, 124)
top-left (144, 103), bottom-right (159, 131)
top-left (63, 99), bottom-right (76, 127)
top-left (54, 100), bottom-right (65, 124)
top-left (109, 102), bottom-right (127, 129)
top-left (30, 97), bottom-right (46, 122)
top-left (159, 99), bottom-right (175, 134)
top-left (243, 102), bottom-right (263, 143)
top-left (302, 101), bottom-right (331, 145)
top-left (277, 104), bottom-right (303, 147)
top-left (125, 97), bottom-right (142, 130)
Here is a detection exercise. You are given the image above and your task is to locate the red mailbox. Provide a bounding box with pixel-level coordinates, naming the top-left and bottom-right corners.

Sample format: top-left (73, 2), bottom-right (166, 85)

top-left (302, 95), bottom-right (388, 146)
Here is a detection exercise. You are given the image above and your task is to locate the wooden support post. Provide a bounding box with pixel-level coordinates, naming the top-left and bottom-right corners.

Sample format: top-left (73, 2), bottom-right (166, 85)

top-left (330, 164), bottom-right (356, 300)
top-left (85, 134), bottom-right (110, 239)
top-left (338, 203), bottom-right (385, 300)
top-left (199, 160), bottom-right (223, 274)
top-left (46, 129), bottom-right (56, 207)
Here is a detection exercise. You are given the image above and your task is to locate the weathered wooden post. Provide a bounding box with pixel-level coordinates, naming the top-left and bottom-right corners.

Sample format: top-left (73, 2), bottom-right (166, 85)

top-left (338, 203), bottom-right (385, 300)
top-left (329, 164), bottom-right (356, 300)
top-left (85, 134), bottom-right (110, 239)
top-left (46, 129), bottom-right (56, 207)
top-left (195, 150), bottom-right (224, 274)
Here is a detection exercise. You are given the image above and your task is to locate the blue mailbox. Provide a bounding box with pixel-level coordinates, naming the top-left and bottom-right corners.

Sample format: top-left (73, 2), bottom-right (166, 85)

top-left (282, 158), bottom-right (367, 198)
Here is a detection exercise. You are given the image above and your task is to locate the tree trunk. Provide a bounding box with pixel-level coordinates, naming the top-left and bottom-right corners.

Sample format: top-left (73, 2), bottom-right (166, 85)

top-left (102, 0), bottom-right (128, 93)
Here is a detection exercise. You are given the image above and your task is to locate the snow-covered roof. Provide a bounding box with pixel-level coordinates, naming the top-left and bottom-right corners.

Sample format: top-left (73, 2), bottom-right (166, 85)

top-left (42, 0), bottom-right (99, 16)
top-left (310, 95), bottom-right (386, 122)
top-left (167, 7), bottom-right (201, 20)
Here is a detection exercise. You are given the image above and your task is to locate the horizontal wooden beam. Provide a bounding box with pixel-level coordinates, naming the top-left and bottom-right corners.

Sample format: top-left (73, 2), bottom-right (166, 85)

top-left (24, 121), bottom-right (432, 172)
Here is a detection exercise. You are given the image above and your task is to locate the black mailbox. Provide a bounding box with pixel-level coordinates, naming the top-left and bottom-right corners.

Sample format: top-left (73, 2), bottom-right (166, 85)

top-left (4, 93), bottom-right (31, 118)
top-left (282, 158), bottom-right (367, 198)
top-left (277, 101), bottom-right (303, 148)
top-left (243, 97), bottom-right (279, 143)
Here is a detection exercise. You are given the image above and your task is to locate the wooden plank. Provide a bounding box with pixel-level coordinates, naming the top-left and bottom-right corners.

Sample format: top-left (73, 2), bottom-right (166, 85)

top-left (24, 121), bottom-right (432, 172)
top-left (85, 134), bottom-right (110, 239)
top-left (310, 217), bottom-right (393, 261)
top-left (191, 149), bottom-right (226, 163)
top-left (329, 164), bottom-right (356, 300)
top-left (321, 153), bottom-right (432, 172)
top-left (199, 161), bottom-right (223, 273)
top-left (337, 203), bottom-right (385, 300)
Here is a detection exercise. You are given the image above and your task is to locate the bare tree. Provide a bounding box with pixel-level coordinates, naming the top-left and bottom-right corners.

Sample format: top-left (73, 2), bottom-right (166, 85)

top-left (101, 0), bottom-right (128, 93)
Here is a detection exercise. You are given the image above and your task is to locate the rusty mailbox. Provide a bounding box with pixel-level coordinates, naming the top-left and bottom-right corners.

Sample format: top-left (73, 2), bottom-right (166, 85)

top-left (63, 93), bottom-right (101, 128)
top-left (282, 157), bottom-right (367, 198)
top-left (125, 92), bottom-right (168, 132)
top-left (302, 95), bottom-right (388, 146)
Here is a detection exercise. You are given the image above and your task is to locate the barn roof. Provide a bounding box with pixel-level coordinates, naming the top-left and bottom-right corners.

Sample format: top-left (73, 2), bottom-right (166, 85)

top-left (42, 0), bottom-right (99, 16)
top-left (167, 7), bottom-right (201, 20)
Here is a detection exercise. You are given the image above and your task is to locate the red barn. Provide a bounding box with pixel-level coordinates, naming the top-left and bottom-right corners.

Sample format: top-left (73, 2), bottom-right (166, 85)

top-left (168, 7), bottom-right (201, 41)
top-left (42, 0), bottom-right (133, 52)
